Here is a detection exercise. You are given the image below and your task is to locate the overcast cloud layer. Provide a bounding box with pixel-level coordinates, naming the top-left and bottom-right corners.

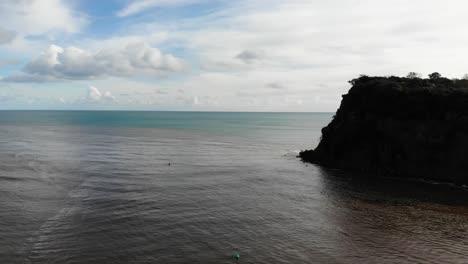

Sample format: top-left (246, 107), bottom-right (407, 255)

top-left (0, 0), bottom-right (467, 111)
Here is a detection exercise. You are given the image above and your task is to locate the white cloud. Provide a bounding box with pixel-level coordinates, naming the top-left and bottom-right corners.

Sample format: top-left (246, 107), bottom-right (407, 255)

top-left (6, 0), bottom-right (468, 111)
top-left (117, 0), bottom-right (211, 17)
top-left (24, 44), bottom-right (64, 75)
top-left (0, 0), bottom-right (86, 36)
top-left (4, 42), bottom-right (186, 82)
top-left (171, 0), bottom-right (468, 78)
top-left (87, 86), bottom-right (102, 101)
top-left (87, 86), bottom-right (115, 102)
top-left (103, 91), bottom-right (116, 101)
top-left (131, 0), bottom-right (468, 111)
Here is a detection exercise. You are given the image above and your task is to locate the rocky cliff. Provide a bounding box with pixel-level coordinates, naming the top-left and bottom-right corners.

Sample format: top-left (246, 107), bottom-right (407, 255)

top-left (300, 75), bottom-right (468, 185)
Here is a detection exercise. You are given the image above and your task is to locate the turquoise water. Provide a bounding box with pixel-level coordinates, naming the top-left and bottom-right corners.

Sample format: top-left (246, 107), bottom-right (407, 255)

top-left (0, 111), bottom-right (331, 151)
top-left (0, 111), bottom-right (326, 130)
top-left (1, 111), bottom-right (468, 264)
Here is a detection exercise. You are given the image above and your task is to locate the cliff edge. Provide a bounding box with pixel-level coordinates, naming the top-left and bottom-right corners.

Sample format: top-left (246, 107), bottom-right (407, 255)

top-left (300, 74), bottom-right (468, 185)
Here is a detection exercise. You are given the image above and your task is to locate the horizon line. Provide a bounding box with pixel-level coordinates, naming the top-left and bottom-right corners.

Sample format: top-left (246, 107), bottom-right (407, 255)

top-left (0, 109), bottom-right (334, 113)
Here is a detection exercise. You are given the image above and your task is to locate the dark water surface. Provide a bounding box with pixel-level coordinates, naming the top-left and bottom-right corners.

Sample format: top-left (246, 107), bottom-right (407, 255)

top-left (1, 111), bottom-right (468, 264)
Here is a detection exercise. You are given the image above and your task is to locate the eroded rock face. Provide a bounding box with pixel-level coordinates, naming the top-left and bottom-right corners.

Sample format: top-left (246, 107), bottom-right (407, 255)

top-left (300, 75), bottom-right (468, 185)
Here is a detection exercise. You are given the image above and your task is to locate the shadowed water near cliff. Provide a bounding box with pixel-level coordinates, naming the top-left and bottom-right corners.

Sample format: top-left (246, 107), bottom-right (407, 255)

top-left (1, 111), bottom-right (468, 264)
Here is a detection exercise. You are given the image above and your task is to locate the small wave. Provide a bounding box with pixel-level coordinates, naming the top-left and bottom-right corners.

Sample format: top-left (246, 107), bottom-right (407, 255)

top-left (287, 149), bottom-right (301, 154)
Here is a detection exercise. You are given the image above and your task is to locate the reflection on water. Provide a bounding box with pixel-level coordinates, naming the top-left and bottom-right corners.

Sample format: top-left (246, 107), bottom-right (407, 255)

top-left (317, 167), bottom-right (468, 264)
top-left (0, 112), bottom-right (467, 264)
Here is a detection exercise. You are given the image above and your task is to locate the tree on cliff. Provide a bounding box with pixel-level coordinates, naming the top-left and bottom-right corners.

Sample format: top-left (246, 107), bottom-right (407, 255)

top-left (406, 72), bottom-right (421, 78)
top-left (429, 72), bottom-right (442, 79)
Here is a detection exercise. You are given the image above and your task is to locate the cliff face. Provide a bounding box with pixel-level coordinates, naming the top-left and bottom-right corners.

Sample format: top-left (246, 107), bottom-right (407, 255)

top-left (300, 75), bottom-right (468, 185)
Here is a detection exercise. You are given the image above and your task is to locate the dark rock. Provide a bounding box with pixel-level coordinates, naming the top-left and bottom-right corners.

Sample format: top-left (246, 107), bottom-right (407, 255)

top-left (300, 75), bottom-right (468, 185)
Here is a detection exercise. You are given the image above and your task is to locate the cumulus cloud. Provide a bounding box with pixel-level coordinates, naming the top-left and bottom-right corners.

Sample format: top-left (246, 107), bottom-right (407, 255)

top-left (6, 0), bottom-right (468, 111)
top-left (4, 42), bottom-right (186, 82)
top-left (0, 0), bottom-right (86, 36)
top-left (103, 91), bottom-right (116, 101)
top-left (141, 0), bottom-right (468, 111)
top-left (117, 0), bottom-right (211, 17)
top-left (87, 86), bottom-right (102, 101)
top-left (87, 86), bottom-right (115, 102)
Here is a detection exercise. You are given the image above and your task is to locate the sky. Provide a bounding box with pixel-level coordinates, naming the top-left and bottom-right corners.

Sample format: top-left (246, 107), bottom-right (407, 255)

top-left (0, 0), bottom-right (468, 111)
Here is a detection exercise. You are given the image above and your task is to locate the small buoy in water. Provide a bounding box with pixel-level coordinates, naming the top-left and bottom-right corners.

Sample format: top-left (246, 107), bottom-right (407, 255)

top-left (168, 162), bottom-right (171, 166)
top-left (232, 253), bottom-right (240, 261)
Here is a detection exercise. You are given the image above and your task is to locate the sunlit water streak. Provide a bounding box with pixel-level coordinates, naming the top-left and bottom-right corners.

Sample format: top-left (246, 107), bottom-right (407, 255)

top-left (0, 111), bottom-right (467, 264)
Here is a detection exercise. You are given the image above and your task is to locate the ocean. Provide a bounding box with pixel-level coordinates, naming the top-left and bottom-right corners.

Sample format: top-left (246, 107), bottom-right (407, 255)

top-left (1, 111), bottom-right (467, 264)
